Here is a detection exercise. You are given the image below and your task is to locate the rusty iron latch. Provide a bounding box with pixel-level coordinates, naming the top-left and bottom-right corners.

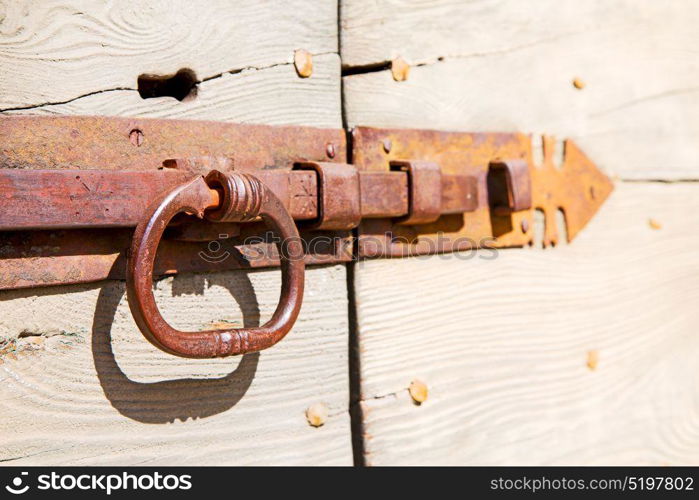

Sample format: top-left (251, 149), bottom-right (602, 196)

top-left (0, 116), bottom-right (612, 357)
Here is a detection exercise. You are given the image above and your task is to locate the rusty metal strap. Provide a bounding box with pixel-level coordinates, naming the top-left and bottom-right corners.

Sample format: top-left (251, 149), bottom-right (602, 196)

top-left (0, 116), bottom-right (613, 291)
top-left (0, 167), bottom-right (477, 231)
top-left (0, 169), bottom-right (319, 230)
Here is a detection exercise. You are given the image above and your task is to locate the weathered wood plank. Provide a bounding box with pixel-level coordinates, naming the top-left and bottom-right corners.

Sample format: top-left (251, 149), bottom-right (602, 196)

top-left (341, 0), bottom-right (698, 66)
top-left (0, 0), bottom-right (338, 111)
top-left (0, 266), bottom-right (351, 465)
top-left (2, 54), bottom-right (341, 128)
top-left (354, 183), bottom-right (699, 465)
top-left (341, 0), bottom-right (699, 179)
top-left (344, 0), bottom-right (699, 464)
top-left (0, 0), bottom-right (349, 465)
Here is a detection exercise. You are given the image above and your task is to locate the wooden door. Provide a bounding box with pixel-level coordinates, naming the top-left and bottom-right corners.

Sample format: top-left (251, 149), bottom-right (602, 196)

top-left (1, 0), bottom-right (698, 466)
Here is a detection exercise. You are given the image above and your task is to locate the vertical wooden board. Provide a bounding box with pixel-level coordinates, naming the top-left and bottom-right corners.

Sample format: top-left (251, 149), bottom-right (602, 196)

top-left (343, 1), bottom-right (699, 463)
top-left (354, 183), bottom-right (699, 465)
top-left (0, 1), bottom-right (349, 464)
top-left (341, 0), bottom-right (699, 179)
top-left (0, 266), bottom-right (351, 465)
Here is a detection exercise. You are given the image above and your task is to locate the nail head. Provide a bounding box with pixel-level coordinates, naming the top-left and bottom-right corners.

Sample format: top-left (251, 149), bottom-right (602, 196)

top-left (129, 128), bottom-right (144, 147)
top-left (391, 56), bottom-right (410, 82)
top-left (382, 139), bottom-right (392, 154)
top-left (294, 49), bottom-right (313, 78)
top-left (586, 350), bottom-right (599, 371)
top-left (306, 402), bottom-right (328, 427)
top-left (521, 219), bottom-right (529, 233)
top-left (409, 379), bottom-right (428, 404)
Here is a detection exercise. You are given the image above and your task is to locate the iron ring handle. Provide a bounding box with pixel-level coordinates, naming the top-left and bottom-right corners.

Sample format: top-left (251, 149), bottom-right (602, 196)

top-left (126, 170), bottom-right (305, 358)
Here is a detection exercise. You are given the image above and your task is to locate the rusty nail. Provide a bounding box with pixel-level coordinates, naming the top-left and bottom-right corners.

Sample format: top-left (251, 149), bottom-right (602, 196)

top-left (294, 49), bottom-right (313, 78)
top-left (586, 350), bottom-right (599, 371)
top-left (648, 218), bottom-right (662, 230)
top-left (382, 139), bottom-right (392, 154)
top-left (306, 402), bottom-right (328, 427)
top-left (521, 218), bottom-right (529, 233)
top-left (391, 56), bottom-right (410, 82)
top-left (325, 143), bottom-right (336, 159)
top-left (409, 379), bottom-right (428, 404)
top-left (129, 128), bottom-right (144, 147)
top-left (572, 77), bottom-right (585, 90)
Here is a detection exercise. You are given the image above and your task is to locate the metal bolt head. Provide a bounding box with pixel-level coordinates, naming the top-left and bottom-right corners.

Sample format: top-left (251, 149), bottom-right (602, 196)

top-left (409, 379), bottom-right (428, 404)
top-left (391, 56), bottom-right (410, 82)
top-left (306, 402), bottom-right (328, 427)
top-left (521, 218), bottom-right (529, 233)
top-left (325, 143), bottom-right (336, 159)
top-left (294, 49), bottom-right (313, 78)
top-left (382, 139), bottom-right (392, 154)
top-left (129, 128), bottom-right (144, 147)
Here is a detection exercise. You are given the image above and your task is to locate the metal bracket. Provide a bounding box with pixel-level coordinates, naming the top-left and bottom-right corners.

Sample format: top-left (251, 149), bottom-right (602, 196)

top-left (294, 161), bottom-right (362, 230)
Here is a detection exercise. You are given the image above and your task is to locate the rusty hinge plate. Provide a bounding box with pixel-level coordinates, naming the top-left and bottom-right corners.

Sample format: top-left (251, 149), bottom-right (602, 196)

top-left (352, 127), bottom-right (613, 257)
top-left (0, 116), bottom-right (612, 291)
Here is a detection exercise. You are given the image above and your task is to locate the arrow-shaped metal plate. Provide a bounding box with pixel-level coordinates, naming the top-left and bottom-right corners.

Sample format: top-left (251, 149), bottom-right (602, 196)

top-left (352, 127), bottom-right (613, 257)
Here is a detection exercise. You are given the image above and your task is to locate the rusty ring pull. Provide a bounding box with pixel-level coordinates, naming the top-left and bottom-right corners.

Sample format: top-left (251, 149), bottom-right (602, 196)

top-left (126, 170), bottom-right (305, 358)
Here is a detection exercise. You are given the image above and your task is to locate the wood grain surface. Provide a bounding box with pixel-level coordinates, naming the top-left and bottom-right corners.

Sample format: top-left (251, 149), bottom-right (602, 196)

top-left (0, 266), bottom-right (351, 465)
top-left (0, 0), bottom-right (338, 113)
top-left (354, 183), bottom-right (699, 465)
top-left (341, 0), bottom-right (699, 179)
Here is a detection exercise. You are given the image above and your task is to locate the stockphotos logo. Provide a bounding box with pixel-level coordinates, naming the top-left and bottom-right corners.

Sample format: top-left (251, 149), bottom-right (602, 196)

top-left (5, 472), bottom-right (29, 495)
top-left (4, 471), bottom-right (192, 495)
